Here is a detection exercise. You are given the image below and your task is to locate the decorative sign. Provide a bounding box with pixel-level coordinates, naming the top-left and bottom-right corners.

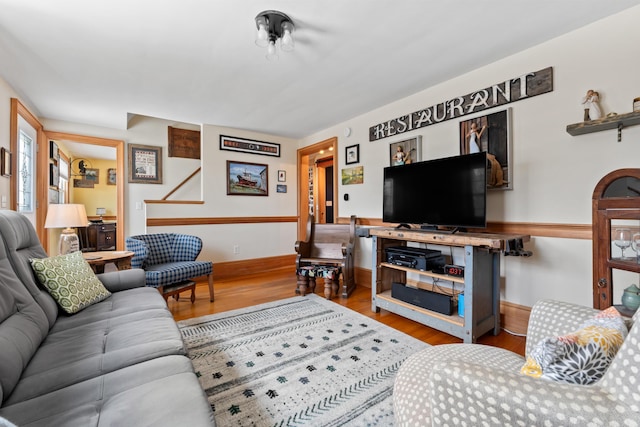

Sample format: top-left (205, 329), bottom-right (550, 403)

top-left (369, 66), bottom-right (553, 141)
top-left (220, 135), bottom-right (280, 157)
top-left (168, 126), bottom-right (201, 159)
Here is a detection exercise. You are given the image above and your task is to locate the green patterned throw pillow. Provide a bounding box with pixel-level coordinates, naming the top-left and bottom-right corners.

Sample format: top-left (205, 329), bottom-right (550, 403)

top-left (30, 251), bottom-right (111, 314)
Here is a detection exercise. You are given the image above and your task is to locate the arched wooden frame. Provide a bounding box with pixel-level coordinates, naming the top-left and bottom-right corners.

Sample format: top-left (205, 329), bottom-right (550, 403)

top-left (592, 168), bottom-right (640, 309)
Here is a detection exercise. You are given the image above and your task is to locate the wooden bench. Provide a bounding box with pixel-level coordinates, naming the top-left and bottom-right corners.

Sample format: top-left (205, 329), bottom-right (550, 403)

top-left (294, 215), bottom-right (356, 298)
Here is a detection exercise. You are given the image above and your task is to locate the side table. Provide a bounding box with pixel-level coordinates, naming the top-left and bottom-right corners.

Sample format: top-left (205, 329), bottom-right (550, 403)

top-left (83, 251), bottom-right (134, 274)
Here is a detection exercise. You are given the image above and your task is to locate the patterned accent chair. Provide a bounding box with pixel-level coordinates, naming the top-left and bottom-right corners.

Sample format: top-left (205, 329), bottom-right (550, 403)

top-left (393, 299), bottom-right (640, 426)
top-left (125, 233), bottom-right (214, 302)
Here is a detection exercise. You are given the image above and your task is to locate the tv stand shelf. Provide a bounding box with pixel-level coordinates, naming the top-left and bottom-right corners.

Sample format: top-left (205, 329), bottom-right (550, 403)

top-left (380, 262), bottom-right (465, 284)
top-left (370, 227), bottom-right (529, 343)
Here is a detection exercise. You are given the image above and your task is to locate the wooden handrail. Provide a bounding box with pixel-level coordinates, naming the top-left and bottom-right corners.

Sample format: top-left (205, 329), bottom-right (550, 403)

top-left (161, 167), bottom-right (201, 200)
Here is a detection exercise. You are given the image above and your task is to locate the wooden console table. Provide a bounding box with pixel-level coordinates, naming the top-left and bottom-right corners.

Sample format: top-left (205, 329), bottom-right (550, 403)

top-left (370, 228), bottom-right (529, 343)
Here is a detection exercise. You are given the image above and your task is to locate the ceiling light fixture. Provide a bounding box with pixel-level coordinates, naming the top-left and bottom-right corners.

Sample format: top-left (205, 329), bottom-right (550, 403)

top-left (255, 10), bottom-right (295, 60)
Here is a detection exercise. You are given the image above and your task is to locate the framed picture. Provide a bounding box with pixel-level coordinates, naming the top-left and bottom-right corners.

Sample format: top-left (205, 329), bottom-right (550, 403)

top-left (1, 147), bottom-right (11, 177)
top-left (128, 144), bottom-right (163, 184)
top-left (48, 188), bottom-right (59, 204)
top-left (49, 164), bottom-right (59, 188)
top-left (168, 126), bottom-right (201, 159)
top-left (220, 135), bottom-right (280, 157)
top-left (459, 108), bottom-right (512, 190)
top-left (278, 170), bottom-right (286, 182)
top-left (73, 179), bottom-right (94, 188)
top-left (276, 184), bottom-right (287, 193)
top-left (107, 168), bottom-right (117, 185)
top-left (227, 160), bottom-right (268, 196)
top-left (49, 140), bottom-right (59, 161)
top-left (341, 166), bottom-right (364, 185)
top-left (390, 136), bottom-right (421, 166)
top-left (85, 168), bottom-right (99, 183)
top-left (345, 144), bottom-right (359, 165)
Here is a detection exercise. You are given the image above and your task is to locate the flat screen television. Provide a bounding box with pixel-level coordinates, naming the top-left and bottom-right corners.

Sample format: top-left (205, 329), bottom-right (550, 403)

top-left (383, 152), bottom-right (487, 230)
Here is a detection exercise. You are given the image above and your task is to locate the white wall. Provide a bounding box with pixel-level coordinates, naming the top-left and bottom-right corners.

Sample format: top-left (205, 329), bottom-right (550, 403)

top-left (3, 7), bottom-right (640, 308)
top-left (41, 118), bottom-right (299, 264)
top-left (145, 123), bottom-right (298, 263)
top-left (301, 6), bottom-right (640, 308)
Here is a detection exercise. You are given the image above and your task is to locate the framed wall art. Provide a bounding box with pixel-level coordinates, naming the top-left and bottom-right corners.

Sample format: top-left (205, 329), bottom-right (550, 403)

top-left (220, 135), bottom-right (280, 157)
top-left (278, 170), bottom-right (286, 182)
top-left (85, 168), bottom-right (99, 183)
top-left (128, 144), bottom-right (163, 184)
top-left (459, 108), bottom-right (512, 190)
top-left (341, 166), bottom-right (364, 185)
top-left (73, 179), bottom-right (94, 189)
top-left (49, 164), bottom-right (59, 188)
top-left (390, 136), bottom-right (421, 166)
top-left (345, 144), bottom-right (359, 165)
top-left (227, 160), bottom-right (268, 196)
top-left (1, 147), bottom-right (11, 177)
top-left (49, 140), bottom-right (59, 161)
top-left (107, 168), bottom-right (116, 185)
top-left (276, 184), bottom-right (287, 193)
top-left (168, 126), bottom-right (201, 159)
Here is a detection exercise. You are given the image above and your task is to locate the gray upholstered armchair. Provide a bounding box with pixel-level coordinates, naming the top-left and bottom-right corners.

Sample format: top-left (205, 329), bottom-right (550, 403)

top-left (393, 300), bottom-right (640, 426)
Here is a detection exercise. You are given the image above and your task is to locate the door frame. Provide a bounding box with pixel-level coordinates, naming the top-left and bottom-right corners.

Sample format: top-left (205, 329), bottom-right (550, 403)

top-left (44, 131), bottom-right (125, 251)
top-left (297, 137), bottom-right (338, 239)
top-left (10, 98), bottom-right (45, 237)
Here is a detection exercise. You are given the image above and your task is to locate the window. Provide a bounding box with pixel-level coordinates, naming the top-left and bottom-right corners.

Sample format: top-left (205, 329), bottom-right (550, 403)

top-left (18, 130), bottom-right (34, 212)
top-left (58, 156), bottom-right (69, 204)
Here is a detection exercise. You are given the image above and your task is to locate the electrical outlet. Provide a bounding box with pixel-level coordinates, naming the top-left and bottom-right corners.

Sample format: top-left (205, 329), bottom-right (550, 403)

top-left (233, 245), bottom-right (240, 254)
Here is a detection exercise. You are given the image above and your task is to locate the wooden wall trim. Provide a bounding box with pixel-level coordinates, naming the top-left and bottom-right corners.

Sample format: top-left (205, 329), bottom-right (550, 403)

top-left (343, 217), bottom-right (591, 240)
top-left (213, 254), bottom-right (296, 281)
top-left (147, 216), bottom-right (298, 227)
top-left (145, 200), bottom-right (204, 205)
top-left (150, 215), bottom-right (589, 239)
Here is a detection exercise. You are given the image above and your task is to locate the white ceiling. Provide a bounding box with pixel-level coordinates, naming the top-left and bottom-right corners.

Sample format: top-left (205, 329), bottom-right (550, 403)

top-left (0, 1), bottom-right (638, 140)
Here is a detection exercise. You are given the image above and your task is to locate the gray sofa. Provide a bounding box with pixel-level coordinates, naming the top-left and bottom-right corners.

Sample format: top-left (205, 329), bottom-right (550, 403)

top-left (0, 210), bottom-right (214, 426)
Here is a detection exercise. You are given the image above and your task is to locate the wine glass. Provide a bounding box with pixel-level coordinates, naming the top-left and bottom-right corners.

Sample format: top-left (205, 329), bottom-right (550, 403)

top-left (614, 228), bottom-right (633, 260)
top-left (631, 233), bottom-right (640, 262)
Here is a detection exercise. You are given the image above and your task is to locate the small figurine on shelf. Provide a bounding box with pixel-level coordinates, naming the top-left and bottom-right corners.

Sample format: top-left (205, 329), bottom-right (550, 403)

top-left (581, 89), bottom-right (602, 121)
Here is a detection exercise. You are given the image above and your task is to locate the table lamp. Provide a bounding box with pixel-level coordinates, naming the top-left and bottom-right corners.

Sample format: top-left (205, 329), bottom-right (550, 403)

top-left (96, 207), bottom-right (106, 221)
top-left (44, 204), bottom-right (88, 255)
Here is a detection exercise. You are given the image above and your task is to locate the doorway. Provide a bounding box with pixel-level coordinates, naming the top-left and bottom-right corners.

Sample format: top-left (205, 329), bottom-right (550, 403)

top-left (44, 131), bottom-right (125, 251)
top-left (296, 137), bottom-right (338, 239)
top-left (316, 158), bottom-right (334, 224)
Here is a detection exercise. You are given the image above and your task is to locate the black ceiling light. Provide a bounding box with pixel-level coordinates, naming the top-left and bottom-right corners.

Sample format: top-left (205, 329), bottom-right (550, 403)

top-left (255, 10), bottom-right (295, 60)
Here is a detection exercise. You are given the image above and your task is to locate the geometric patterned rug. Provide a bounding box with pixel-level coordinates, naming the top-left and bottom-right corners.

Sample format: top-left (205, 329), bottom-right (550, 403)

top-left (177, 294), bottom-right (429, 426)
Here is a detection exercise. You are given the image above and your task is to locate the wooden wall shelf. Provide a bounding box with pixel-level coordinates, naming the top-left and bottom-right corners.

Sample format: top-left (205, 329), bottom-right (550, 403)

top-left (566, 111), bottom-right (640, 141)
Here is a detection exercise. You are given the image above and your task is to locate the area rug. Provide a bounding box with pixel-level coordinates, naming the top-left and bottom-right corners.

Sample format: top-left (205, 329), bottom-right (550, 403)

top-left (178, 294), bottom-right (429, 426)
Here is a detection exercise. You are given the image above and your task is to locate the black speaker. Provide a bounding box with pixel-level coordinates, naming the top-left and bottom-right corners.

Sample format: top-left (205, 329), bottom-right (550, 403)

top-left (391, 282), bottom-right (453, 315)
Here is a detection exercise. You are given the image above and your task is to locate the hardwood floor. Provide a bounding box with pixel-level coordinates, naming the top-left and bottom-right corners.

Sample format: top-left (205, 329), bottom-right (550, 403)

top-left (168, 269), bottom-right (526, 356)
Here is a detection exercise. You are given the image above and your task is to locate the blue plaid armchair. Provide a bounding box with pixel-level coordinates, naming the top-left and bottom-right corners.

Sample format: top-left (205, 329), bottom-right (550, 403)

top-left (125, 233), bottom-right (214, 302)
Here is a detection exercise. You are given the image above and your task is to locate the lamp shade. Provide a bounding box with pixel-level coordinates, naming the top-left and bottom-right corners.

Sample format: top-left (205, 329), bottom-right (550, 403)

top-left (45, 204), bottom-right (88, 229)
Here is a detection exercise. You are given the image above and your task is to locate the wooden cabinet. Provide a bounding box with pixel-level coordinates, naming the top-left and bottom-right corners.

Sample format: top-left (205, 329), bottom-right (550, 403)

top-left (592, 169), bottom-right (640, 313)
top-left (370, 228), bottom-right (528, 343)
top-left (79, 222), bottom-right (116, 252)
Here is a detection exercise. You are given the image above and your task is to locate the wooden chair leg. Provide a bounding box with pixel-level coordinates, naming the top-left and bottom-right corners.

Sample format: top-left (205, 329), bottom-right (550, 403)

top-left (207, 273), bottom-right (214, 302)
top-left (297, 274), bottom-right (309, 296)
